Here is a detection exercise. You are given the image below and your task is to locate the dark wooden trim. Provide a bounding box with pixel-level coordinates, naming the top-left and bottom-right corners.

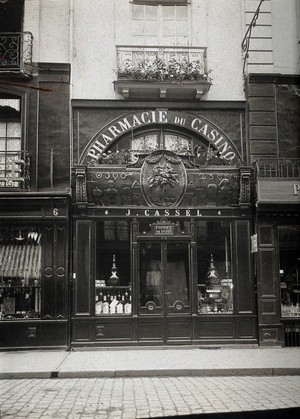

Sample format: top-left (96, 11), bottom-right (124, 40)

top-left (248, 73), bottom-right (300, 85)
top-left (71, 99), bottom-right (247, 110)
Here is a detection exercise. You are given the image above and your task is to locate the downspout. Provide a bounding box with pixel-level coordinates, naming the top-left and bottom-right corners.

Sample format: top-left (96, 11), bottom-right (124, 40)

top-left (67, 0), bottom-right (74, 351)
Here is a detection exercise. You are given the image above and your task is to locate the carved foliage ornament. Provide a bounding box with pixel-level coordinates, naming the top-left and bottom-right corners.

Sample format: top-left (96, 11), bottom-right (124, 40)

top-left (141, 151), bottom-right (187, 207)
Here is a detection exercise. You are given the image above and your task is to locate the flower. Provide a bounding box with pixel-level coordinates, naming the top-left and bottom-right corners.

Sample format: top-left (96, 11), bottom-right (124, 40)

top-left (117, 57), bottom-right (212, 84)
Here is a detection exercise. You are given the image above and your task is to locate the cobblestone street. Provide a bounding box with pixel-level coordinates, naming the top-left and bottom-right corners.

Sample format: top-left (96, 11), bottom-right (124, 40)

top-left (0, 376), bottom-right (300, 418)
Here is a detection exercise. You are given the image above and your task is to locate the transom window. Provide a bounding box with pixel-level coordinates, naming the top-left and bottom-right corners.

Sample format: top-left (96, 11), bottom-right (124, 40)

top-left (132, 131), bottom-right (191, 154)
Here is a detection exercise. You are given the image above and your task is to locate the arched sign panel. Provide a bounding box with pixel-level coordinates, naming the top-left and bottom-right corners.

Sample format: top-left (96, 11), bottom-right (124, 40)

top-left (79, 110), bottom-right (243, 165)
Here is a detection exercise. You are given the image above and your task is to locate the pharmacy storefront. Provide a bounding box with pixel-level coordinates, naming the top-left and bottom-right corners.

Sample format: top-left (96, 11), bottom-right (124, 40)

top-left (71, 107), bottom-right (257, 346)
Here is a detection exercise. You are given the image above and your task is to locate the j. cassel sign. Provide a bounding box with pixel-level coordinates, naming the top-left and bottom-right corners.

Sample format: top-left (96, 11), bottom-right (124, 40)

top-left (81, 110), bottom-right (240, 163)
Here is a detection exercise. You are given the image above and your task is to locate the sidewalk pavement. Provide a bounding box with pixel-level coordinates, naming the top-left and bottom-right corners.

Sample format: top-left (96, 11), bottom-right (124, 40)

top-left (0, 346), bottom-right (299, 379)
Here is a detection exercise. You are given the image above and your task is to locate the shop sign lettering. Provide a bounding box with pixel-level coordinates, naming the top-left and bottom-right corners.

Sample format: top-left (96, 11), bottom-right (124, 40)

top-left (153, 224), bottom-right (175, 235)
top-left (292, 184), bottom-right (300, 195)
top-left (84, 111), bottom-right (239, 163)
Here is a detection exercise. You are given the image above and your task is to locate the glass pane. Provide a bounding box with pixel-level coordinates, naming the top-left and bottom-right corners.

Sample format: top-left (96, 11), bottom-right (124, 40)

top-left (7, 139), bottom-right (21, 151)
top-left (0, 227), bottom-right (42, 320)
top-left (166, 242), bottom-right (189, 313)
top-left (0, 122), bottom-right (6, 137)
top-left (95, 221), bottom-right (131, 316)
top-left (145, 20), bottom-right (157, 35)
top-left (165, 134), bottom-right (191, 154)
top-left (139, 242), bottom-right (163, 314)
top-left (145, 5), bottom-right (157, 19)
top-left (132, 4), bottom-right (144, 19)
top-left (176, 36), bottom-right (189, 46)
top-left (0, 139), bottom-right (5, 150)
top-left (162, 6), bottom-right (175, 19)
top-left (176, 6), bottom-right (188, 19)
top-left (163, 21), bottom-right (174, 36)
top-left (7, 122), bottom-right (21, 138)
top-left (197, 221), bottom-right (233, 315)
top-left (279, 226), bottom-right (300, 317)
top-left (132, 134), bottom-right (159, 153)
top-left (132, 20), bottom-right (143, 36)
top-left (176, 21), bottom-right (188, 35)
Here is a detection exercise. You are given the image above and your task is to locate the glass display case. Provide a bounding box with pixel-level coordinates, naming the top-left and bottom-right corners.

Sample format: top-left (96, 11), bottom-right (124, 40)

top-left (0, 227), bottom-right (42, 319)
top-left (95, 221), bottom-right (131, 315)
top-left (196, 221), bottom-right (233, 314)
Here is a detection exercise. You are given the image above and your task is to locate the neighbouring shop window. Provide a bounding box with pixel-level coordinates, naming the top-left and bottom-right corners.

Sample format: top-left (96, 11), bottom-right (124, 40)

top-left (197, 221), bottom-right (233, 314)
top-left (0, 226), bottom-right (42, 319)
top-left (95, 221), bottom-right (131, 315)
top-left (279, 225), bottom-right (300, 317)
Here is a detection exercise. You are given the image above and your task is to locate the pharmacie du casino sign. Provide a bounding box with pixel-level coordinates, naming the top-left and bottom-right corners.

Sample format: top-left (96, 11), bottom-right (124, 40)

top-left (82, 110), bottom-right (240, 163)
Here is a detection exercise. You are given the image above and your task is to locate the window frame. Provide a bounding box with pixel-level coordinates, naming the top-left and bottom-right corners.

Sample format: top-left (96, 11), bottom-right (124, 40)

top-left (0, 90), bottom-right (28, 189)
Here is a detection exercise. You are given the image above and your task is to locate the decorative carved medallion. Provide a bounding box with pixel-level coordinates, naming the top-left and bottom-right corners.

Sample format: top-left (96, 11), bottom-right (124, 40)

top-left (141, 151), bottom-right (187, 207)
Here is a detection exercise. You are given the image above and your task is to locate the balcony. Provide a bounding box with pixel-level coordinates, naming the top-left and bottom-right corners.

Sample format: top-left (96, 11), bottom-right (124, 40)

top-left (0, 32), bottom-right (33, 79)
top-left (114, 46), bottom-right (211, 100)
top-left (0, 151), bottom-right (30, 190)
top-left (255, 158), bottom-right (300, 206)
top-left (256, 158), bottom-right (300, 178)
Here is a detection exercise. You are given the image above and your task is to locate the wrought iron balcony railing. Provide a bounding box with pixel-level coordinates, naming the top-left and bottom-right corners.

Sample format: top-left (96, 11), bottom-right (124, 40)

top-left (0, 151), bottom-right (30, 190)
top-left (0, 32), bottom-right (33, 78)
top-left (256, 158), bottom-right (300, 178)
top-left (116, 45), bottom-right (209, 83)
top-left (115, 46), bottom-right (211, 99)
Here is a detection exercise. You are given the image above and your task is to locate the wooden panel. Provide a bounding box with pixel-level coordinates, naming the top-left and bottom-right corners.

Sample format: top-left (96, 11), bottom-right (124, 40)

top-left (139, 320), bottom-right (163, 340)
top-left (258, 248), bottom-right (276, 297)
top-left (235, 220), bottom-right (253, 313)
top-left (0, 322), bottom-right (42, 348)
top-left (237, 319), bottom-right (256, 339)
top-left (250, 126), bottom-right (277, 140)
top-left (40, 322), bottom-right (68, 346)
top-left (197, 320), bottom-right (235, 338)
top-left (249, 112), bottom-right (276, 126)
top-left (167, 320), bottom-right (191, 339)
top-left (54, 224), bottom-right (68, 318)
top-left (250, 140), bottom-right (277, 155)
top-left (73, 322), bottom-right (92, 341)
top-left (94, 321), bottom-right (133, 340)
top-left (248, 97), bottom-right (275, 112)
top-left (259, 326), bottom-right (283, 346)
top-left (259, 225), bottom-right (274, 246)
top-left (42, 225), bottom-right (54, 318)
top-left (38, 65), bottom-right (70, 191)
top-left (261, 300), bottom-right (276, 315)
top-left (74, 221), bottom-right (91, 315)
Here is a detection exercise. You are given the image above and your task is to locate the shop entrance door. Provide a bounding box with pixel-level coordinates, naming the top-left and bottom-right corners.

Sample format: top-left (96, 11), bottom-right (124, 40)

top-left (138, 240), bottom-right (191, 342)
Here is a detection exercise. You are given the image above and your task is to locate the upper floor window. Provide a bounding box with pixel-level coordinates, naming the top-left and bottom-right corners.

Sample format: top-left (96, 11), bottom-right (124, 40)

top-left (0, 0), bottom-right (23, 32)
top-left (131, 1), bottom-right (189, 46)
top-left (0, 94), bottom-right (29, 189)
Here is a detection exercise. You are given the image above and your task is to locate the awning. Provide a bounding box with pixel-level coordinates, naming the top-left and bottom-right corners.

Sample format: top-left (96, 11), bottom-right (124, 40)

top-left (0, 243), bottom-right (42, 280)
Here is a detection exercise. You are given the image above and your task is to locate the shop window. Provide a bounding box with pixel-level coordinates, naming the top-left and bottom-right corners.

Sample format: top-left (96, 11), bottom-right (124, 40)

top-left (0, 94), bottom-right (27, 189)
top-left (95, 221), bottom-right (131, 315)
top-left (0, 226), bottom-right (42, 319)
top-left (279, 225), bottom-right (300, 317)
top-left (131, 1), bottom-right (189, 46)
top-left (197, 221), bottom-right (233, 314)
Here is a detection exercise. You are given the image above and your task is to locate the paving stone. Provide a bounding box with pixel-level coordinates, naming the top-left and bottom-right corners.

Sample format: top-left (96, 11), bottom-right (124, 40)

top-left (1, 376), bottom-right (300, 418)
